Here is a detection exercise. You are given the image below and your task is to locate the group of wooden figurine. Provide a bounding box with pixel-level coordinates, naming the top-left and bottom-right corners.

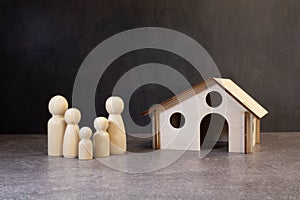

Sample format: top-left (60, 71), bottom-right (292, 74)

top-left (47, 95), bottom-right (127, 160)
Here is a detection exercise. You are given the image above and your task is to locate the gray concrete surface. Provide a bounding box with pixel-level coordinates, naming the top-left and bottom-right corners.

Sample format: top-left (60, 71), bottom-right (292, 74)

top-left (0, 133), bottom-right (299, 199)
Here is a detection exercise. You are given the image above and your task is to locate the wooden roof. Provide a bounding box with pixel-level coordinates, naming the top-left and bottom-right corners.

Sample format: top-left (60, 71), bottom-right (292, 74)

top-left (142, 78), bottom-right (268, 119)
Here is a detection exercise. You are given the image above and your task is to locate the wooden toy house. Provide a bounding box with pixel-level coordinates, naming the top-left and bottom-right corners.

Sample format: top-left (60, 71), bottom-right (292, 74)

top-left (143, 78), bottom-right (268, 154)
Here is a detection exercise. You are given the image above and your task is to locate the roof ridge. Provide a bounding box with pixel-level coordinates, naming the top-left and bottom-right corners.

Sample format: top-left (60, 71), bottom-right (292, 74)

top-left (142, 78), bottom-right (268, 119)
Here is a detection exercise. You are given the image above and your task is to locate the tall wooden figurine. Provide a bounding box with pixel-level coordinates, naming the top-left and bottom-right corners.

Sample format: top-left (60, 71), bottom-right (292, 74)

top-left (79, 127), bottom-right (93, 160)
top-left (94, 117), bottom-right (110, 157)
top-left (63, 108), bottom-right (81, 158)
top-left (106, 96), bottom-right (127, 154)
top-left (48, 95), bottom-right (68, 156)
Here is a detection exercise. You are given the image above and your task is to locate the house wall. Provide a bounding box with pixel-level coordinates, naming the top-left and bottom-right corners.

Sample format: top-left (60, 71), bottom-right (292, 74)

top-left (158, 82), bottom-right (248, 153)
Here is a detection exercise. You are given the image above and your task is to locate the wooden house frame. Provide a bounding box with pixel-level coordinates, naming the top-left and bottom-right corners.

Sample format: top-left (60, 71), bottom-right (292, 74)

top-left (143, 78), bottom-right (268, 154)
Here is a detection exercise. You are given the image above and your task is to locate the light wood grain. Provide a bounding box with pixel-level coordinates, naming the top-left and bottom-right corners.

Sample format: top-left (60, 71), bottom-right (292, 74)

top-left (244, 112), bottom-right (253, 154)
top-left (143, 78), bottom-right (268, 120)
top-left (255, 118), bottom-right (261, 144)
top-left (214, 78), bottom-right (268, 119)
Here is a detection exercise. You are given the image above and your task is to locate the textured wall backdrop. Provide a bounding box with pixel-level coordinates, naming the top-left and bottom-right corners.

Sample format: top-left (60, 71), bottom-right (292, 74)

top-left (0, 0), bottom-right (299, 133)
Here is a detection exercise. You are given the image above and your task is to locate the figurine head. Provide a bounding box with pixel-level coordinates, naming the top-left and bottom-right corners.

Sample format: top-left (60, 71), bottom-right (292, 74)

top-left (48, 95), bottom-right (68, 115)
top-left (105, 96), bottom-right (124, 114)
top-left (94, 117), bottom-right (109, 131)
top-left (79, 127), bottom-right (92, 139)
top-left (64, 108), bottom-right (81, 124)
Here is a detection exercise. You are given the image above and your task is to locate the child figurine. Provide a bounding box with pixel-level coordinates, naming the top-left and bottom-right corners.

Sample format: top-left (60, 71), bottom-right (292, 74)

top-left (79, 127), bottom-right (93, 160)
top-left (94, 117), bottom-right (110, 157)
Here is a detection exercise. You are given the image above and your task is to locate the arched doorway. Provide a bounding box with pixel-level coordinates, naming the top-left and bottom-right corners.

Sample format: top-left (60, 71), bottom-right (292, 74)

top-left (200, 113), bottom-right (229, 152)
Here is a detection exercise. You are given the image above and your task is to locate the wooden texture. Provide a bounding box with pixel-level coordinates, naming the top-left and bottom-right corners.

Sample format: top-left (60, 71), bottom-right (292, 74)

top-left (154, 111), bottom-right (161, 149)
top-left (142, 78), bottom-right (214, 116)
top-left (47, 95), bottom-right (68, 157)
top-left (244, 112), bottom-right (253, 154)
top-left (94, 117), bottom-right (110, 157)
top-left (252, 116), bottom-right (257, 146)
top-left (256, 119), bottom-right (261, 144)
top-left (78, 127), bottom-right (93, 160)
top-left (47, 117), bottom-right (66, 156)
top-left (214, 78), bottom-right (268, 119)
top-left (107, 121), bottom-right (126, 154)
top-left (157, 82), bottom-right (246, 153)
top-left (63, 108), bottom-right (81, 158)
top-left (106, 96), bottom-right (126, 155)
top-left (106, 96), bottom-right (125, 132)
top-left (94, 131), bottom-right (110, 157)
top-left (144, 78), bottom-right (268, 153)
top-left (143, 78), bottom-right (268, 120)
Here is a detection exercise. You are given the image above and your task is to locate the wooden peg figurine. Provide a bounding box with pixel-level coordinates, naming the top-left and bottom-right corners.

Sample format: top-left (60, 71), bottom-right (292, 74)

top-left (63, 108), bottom-right (81, 158)
top-left (79, 127), bottom-right (93, 160)
top-left (47, 95), bottom-right (68, 156)
top-left (105, 96), bottom-right (127, 154)
top-left (106, 96), bottom-right (125, 132)
top-left (94, 117), bottom-right (110, 157)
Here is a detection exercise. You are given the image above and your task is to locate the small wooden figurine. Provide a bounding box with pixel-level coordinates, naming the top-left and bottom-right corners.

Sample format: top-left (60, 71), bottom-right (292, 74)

top-left (79, 127), bottom-right (93, 160)
top-left (93, 117), bottom-right (110, 157)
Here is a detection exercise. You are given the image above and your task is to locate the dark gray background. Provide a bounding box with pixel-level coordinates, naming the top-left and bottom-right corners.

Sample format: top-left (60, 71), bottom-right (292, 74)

top-left (0, 0), bottom-right (299, 133)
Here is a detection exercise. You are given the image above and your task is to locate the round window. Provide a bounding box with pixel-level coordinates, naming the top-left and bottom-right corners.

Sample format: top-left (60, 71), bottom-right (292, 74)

top-left (170, 112), bottom-right (185, 129)
top-left (206, 91), bottom-right (222, 108)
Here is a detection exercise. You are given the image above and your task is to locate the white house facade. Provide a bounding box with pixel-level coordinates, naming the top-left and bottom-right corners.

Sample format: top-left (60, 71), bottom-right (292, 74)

top-left (146, 78), bottom-right (268, 154)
